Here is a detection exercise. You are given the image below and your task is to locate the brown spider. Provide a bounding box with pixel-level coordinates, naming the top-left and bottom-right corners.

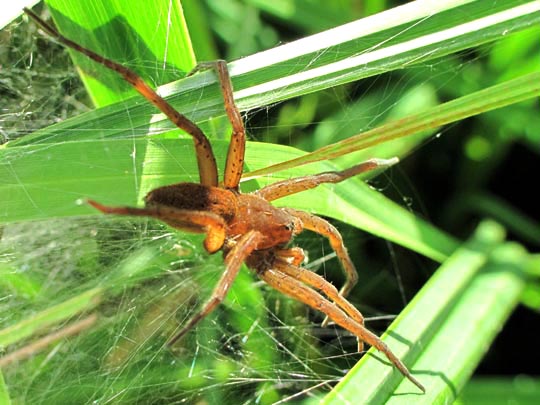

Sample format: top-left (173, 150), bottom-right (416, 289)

top-left (25, 8), bottom-right (424, 392)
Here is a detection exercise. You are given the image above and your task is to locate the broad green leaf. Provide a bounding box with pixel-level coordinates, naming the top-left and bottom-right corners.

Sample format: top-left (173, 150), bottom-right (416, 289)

top-left (44, 0), bottom-right (196, 106)
top-left (0, 138), bottom-right (456, 262)
top-left (8, 0), bottom-right (540, 263)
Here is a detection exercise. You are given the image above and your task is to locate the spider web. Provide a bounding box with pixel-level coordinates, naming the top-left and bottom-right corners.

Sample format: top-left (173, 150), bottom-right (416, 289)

top-left (0, 10), bottom-right (453, 405)
top-left (2, 3), bottom-right (529, 404)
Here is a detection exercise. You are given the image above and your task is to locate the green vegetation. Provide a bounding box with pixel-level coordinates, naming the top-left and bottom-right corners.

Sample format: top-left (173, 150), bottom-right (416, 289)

top-left (1, 1), bottom-right (539, 403)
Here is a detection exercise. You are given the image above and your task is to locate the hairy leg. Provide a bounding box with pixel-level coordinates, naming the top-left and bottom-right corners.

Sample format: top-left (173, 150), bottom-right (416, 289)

top-left (168, 230), bottom-right (263, 346)
top-left (24, 7), bottom-right (218, 187)
top-left (255, 158), bottom-right (397, 201)
top-left (258, 266), bottom-right (424, 392)
top-left (189, 60), bottom-right (245, 190)
top-left (274, 256), bottom-right (365, 352)
top-left (87, 200), bottom-right (226, 253)
top-left (284, 208), bottom-right (357, 307)
top-left (275, 247), bottom-right (305, 266)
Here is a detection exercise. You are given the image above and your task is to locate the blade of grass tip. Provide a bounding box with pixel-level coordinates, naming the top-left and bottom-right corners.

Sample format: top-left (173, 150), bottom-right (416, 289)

top-left (0, 288), bottom-right (102, 347)
top-left (322, 220), bottom-right (507, 403)
top-left (243, 72), bottom-right (540, 179)
top-left (0, 371), bottom-right (11, 405)
top-left (388, 242), bottom-right (527, 404)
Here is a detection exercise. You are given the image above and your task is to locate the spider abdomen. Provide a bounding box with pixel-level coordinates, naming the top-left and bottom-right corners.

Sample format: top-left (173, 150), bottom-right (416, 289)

top-left (145, 183), bottom-right (237, 221)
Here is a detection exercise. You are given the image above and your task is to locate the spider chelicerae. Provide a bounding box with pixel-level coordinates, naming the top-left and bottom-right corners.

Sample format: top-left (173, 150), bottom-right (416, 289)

top-left (24, 7), bottom-right (424, 392)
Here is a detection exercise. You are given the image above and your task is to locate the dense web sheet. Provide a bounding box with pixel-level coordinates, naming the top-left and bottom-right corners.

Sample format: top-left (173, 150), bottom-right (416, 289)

top-left (1, 218), bottom-right (399, 403)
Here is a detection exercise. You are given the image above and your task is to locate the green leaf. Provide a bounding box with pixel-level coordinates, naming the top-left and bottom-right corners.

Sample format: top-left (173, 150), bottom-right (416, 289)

top-left (8, 0), bottom-right (539, 262)
top-left (44, 0), bottom-right (196, 106)
top-left (0, 138), bottom-right (456, 262)
top-left (14, 0), bottom-right (540, 147)
top-left (457, 376), bottom-right (540, 404)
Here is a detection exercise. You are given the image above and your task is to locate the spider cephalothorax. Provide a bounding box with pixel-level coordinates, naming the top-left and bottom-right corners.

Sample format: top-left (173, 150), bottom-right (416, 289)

top-left (25, 7), bottom-right (424, 392)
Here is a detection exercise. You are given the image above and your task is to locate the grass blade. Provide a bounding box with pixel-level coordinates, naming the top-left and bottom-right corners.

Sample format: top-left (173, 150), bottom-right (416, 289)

top-left (322, 221), bottom-right (527, 403)
top-left (0, 371), bottom-right (10, 405)
top-left (244, 72), bottom-right (540, 178)
top-left (0, 288), bottom-right (101, 347)
top-left (13, 0), bottom-right (539, 146)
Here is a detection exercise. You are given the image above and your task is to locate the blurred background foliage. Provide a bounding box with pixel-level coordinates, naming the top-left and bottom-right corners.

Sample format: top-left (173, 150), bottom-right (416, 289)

top-left (1, 0), bottom-right (539, 403)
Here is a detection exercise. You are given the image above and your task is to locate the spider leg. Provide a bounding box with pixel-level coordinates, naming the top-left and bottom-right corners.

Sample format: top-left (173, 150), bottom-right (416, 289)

top-left (255, 158), bottom-right (398, 201)
top-left (87, 200), bottom-right (226, 253)
top-left (167, 230), bottom-right (263, 346)
top-left (283, 208), bottom-right (357, 327)
top-left (24, 8), bottom-right (218, 187)
top-left (189, 61), bottom-right (245, 190)
top-left (258, 266), bottom-right (425, 393)
top-left (274, 256), bottom-right (365, 352)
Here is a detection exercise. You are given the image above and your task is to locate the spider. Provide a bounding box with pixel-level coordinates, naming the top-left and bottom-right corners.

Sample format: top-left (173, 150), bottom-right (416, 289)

top-left (25, 8), bottom-right (424, 392)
